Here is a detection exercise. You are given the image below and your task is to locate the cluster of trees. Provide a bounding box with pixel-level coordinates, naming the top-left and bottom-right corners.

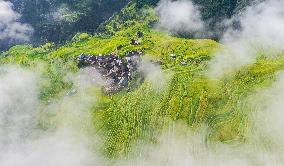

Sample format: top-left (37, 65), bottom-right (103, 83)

top-left (10, 0), bottom-right (131, 46)
top-left (136, 0), bottom-right (255, 38)
top-left (136, 0), bottom-right (159, 8)
top-left (136, 0), bottom-right (254, 19)
top-left (0, 0), bottom-right (255, 52)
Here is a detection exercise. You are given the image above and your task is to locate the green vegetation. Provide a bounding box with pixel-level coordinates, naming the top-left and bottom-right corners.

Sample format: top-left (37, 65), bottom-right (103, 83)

top-left (1, 1), bottom-right (284, 160)
top-left (10, 0), bottom-right (131, 47)
top-left (4, 0), bottom-right (255, 52)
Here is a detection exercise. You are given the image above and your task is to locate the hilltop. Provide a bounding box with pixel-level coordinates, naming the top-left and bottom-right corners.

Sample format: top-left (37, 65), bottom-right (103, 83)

top-left (0, 0), bottom-right (256, 52)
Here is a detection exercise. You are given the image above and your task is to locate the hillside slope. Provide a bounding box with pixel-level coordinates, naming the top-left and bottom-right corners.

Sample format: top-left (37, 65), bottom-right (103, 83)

top-left (1, 0), bottom-right (256, 52)
top-left (1, 2), bottom-right (284, 160)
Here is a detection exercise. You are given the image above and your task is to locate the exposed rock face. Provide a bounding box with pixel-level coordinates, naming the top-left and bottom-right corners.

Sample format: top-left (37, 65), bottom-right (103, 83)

top-left (77, 50), bottom-right (144, 93)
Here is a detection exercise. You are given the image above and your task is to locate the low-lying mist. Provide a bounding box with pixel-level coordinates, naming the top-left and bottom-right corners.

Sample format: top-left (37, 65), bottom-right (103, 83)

top-left (208, 0), bottom-right (284, 78)
top-left (117, 73), bottom-right (284, 165)
top-left (1, 0), bottom-right (284, 165)
top-left (0, 66), bottom-right (105, 166)
top-left (1, 54), bottom-right (284, 165)
top-left (0, 0), bottom-right (33, 42)
top-left (155, 0), bottom-right (204, 34)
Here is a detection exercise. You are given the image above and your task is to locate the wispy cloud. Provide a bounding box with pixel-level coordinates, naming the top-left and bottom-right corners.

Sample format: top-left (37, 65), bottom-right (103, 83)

top-left (155, 0), bottom-right (204, 34)
top-left (0, 1), bottom-right (33, 42)
top-left (0, 66), bottom-right (105, 166)
top-left (208, 0), bottom-right (284, 78)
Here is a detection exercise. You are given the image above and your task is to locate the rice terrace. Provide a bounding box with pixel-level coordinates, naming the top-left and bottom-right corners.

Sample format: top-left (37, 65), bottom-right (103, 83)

top-left (0, 0), bottom-right (283, 165)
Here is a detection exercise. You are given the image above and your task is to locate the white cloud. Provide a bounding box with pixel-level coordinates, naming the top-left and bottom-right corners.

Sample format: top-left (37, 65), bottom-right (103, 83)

top-left (208, 0), bottom-right (284, 78)
top-left (0, 66), bottom-right (105, 166)
top-left (0, 1), bottom-right (33, 42)
top-left (155, 0), bottom-right (204, 34)
top-left (49, 4), bottom-right (80, 23)
top-left (116, 113), bottom-right (284, 166)
top-left (138, 60), bottom-right (168, 91)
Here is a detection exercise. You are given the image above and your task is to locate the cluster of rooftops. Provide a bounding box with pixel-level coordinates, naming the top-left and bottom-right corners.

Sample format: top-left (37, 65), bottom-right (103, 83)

top-left (73, 31), bottom-right (207, 94)
top-left (77, 50), bottom-right (144, 93)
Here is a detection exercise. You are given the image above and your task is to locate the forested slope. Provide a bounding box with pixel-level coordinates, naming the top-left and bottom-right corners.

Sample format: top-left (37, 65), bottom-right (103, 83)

top-left (1, 0), bottom-right (256, 52)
